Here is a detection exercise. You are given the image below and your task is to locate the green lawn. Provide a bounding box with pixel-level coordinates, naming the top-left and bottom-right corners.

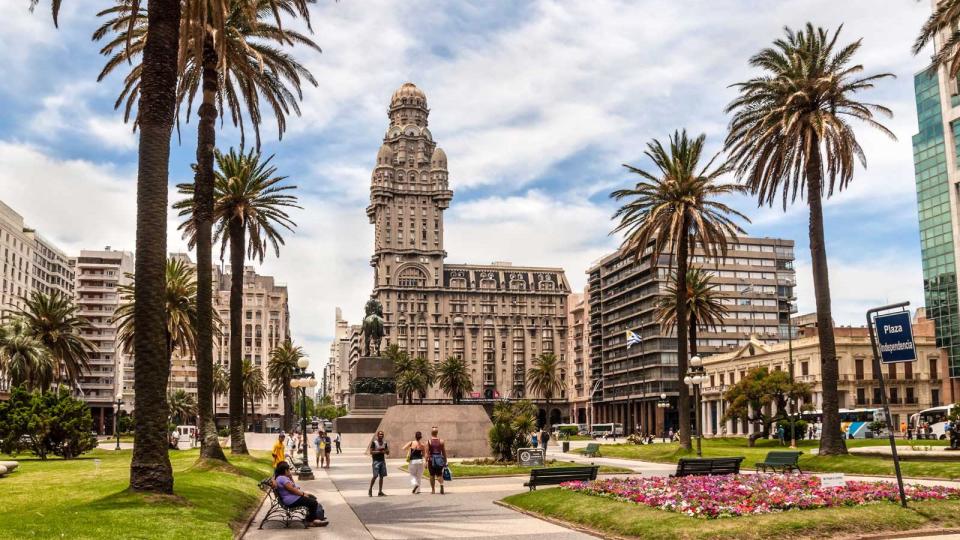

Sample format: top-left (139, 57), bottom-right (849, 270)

top-left (503, 488), bottom-right (960, 540)
top-left (401, 459), bottom-right (632, 477)
top-left (0, 448), bottom-right (272, 540)
top-left (573, 438), bottom-right (958, 479)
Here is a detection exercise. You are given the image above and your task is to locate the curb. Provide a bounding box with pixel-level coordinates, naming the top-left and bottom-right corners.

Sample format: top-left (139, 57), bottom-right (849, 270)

top-left (236, 490), bottom-right (269, 539)
top-left (494, 499), bottom-right (611, 539)
top-left (854, 529), bottom-right (960, 540)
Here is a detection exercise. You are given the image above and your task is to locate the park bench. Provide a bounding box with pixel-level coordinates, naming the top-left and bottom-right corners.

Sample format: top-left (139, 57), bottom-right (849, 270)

top-left (583, 443), bottom-right (601, 457)
top-left (671, 457), bottom-right (744, 477)
top-left (756, 451), bottom-right (803, 474)
top-left (523, 465), bottom-right (599, 491)
top-left (257, 478), bottom-right (309, 529)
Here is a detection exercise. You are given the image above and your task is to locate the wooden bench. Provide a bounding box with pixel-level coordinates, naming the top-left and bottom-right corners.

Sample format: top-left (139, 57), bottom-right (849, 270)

top-left (257, 478), bottom-right (309, 529)
top-left (523, 465), bottom-right (599, 491)
top-left (756, 451), bottom-right (803, 473)
top-left (583, 443), bottom-right (601, 457)
top-left (671, 457), bottom-right (744, 477)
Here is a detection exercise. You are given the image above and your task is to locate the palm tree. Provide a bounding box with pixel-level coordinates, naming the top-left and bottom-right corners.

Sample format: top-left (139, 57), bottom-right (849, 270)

top-left (412, 356), bottom-right (436, 403)
top-left (168, 389), bottom-right (198, 425)
top-left (437, 356), bottom-right (473, 404)
top-left (656, 268), bottom-right (729, 358)
top-left (267, 340), bottom-right (304, 432)
top-left (0, 318), bottom-right (53, 392)
top-left (526, 353), bottom-right (565, 431)
top-left (94, 0), bottom-right (318, 464)
top-left (175, 147), bottom-right (299, 455)
top-left (213, 362), bottom-right (229, 408)
top-left (19, 291), bottom-right (94, 389)
top-left (611, 130), bottom-right (748, 450)
top-left (395, 370), bottom-right (421, 405)
top-left (242, 358), bottom-right (268, 431)
top-left (725, 24), bottom-right (893, 455)
top-left (915, 1), bottom-right (960, 79)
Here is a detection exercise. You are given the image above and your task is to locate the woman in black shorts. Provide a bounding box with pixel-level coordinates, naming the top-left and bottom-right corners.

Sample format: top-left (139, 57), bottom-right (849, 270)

top-left (427, 426), bottom-right (447, 494)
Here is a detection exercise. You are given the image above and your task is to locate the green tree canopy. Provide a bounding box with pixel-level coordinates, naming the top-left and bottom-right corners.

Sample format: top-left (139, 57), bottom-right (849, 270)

top-left (722, 366), bottom-right (812, 446)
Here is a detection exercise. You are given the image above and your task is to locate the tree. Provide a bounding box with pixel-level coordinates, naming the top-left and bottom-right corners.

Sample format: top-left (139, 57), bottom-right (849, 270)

top-left (411, 356), bottom-right (436, 403)
top-left (175, 147), bottom-right (299, 454)
top-left (656, 268), bottom-right (728, 357)
top-left (213, 362), bottom-right (229, 400)
top-left (526, 353), bottom-right (564, 430)
top-left (488, 400), bottom-right (537, 462)
top-left (0, 386), bottom-right (97, 459)
top-left (725, 24), bottom-right (893, 455)
top-left (241, 358), bottom-right (268, 431)
top-left (437, 356), bottom-right (472, 404)
top-left (914, 1), bottom-right (960, 79)
top-left (722, 366), bottom-right (812, 447)
top-left (0, 319), bottom-right (53, 392)
top-left (167, 389), bottom-right (198, 425)
top-left (611, 130), bottom-right (748, 450)
top-left (20, 291), bottom-right (94, 389)
top-left (268, 340), bottom-right (304, 432)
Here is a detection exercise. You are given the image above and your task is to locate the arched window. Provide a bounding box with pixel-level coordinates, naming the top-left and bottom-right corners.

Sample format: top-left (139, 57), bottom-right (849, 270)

top-left (398, 266), bottom-right (427, 287)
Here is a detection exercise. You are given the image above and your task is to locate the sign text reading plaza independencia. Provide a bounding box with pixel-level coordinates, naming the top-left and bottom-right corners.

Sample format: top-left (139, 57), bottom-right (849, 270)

top-left (873, 311), bottom-right (917, 364)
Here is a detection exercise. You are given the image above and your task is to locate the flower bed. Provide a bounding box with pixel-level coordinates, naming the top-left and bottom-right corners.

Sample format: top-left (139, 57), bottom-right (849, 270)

top-left (561, 474), bottom-right (960, 518)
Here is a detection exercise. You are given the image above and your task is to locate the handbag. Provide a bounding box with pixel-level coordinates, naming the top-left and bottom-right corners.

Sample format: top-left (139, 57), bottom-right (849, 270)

top-left (442, 466), bottom-right (452, 482)
top-left (430, 454), bottom-right (446, 469)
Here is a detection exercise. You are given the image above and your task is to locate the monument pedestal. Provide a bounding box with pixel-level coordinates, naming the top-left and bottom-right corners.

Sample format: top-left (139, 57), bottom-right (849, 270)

top-left (333, 356), bottom-right (396, 442)
top-left (375, 404), bottom-right (494, 458)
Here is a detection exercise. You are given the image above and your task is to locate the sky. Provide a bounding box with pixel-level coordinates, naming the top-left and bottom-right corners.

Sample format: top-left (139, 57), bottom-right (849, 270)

top-left (0, 0), bottom-right (935, 375)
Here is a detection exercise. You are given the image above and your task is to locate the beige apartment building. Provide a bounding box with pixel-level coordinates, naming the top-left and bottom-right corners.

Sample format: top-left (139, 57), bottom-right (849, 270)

top-left (74, 247), bottom-right (134, 434)
top-left (323, 308), bottom-right (353, 407)
top-left (366, 83), bottom-right (570, 419)
top-left (699, 313), bottom-right (959, 437)
top-left (567, 291), bottom-right (591, 424)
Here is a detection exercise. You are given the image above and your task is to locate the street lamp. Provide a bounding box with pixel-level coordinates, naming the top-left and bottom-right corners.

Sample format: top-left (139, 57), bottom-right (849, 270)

top-left (114, 392), bottom-right (123, 451)
top-left (290, 357), bottom-right (317, 480)
top-left (684, 355), bottom-right (708, 457)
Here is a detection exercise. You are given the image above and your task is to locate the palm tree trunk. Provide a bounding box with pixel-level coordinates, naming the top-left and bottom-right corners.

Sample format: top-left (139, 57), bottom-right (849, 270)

top-left (807, 142), bottom-right (846, 456)
top-left (229, 220), bottom-right (249, 454)
top-left (194, 33), bottom-right (226, 462)
top-left (689, 313), bottom-right (698, 358)
top-left (282, 378), bottom-right (293, 432)
top-left (676, 219), bottom-right (692, 450)
top-left (129, 0), bottom-right (179, 494)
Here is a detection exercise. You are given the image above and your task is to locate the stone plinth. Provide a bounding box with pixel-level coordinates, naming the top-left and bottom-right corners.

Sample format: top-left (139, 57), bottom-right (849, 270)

top-left (374, 404), bottom-right (494, 458)
top-left (350, 393), bottom-right (397, 411)
top-left (351, 356), bottom-right (395, 379)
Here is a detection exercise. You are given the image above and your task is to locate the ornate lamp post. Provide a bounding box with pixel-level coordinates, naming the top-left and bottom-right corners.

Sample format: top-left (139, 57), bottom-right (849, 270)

top-left (114, 392), bottom-right (123, 451)
top-left (684, 355), bottom-right (707, 457)
top-left (290, 357), bottom-right (317, 480)
top-left (656, 392), bottom-right (670, 440)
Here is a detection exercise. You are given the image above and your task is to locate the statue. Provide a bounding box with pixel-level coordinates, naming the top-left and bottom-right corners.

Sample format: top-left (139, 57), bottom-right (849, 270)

top-left (362, 297), bottom-right (385, 357)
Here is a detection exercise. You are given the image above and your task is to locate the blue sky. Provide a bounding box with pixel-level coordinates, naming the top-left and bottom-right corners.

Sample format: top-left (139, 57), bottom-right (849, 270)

top-left (0, 0), bottom-right (933, 373)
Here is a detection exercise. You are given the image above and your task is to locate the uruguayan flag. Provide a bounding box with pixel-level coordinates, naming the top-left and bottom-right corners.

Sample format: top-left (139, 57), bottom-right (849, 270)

top-left (625, 330), bottom-right (642, 348)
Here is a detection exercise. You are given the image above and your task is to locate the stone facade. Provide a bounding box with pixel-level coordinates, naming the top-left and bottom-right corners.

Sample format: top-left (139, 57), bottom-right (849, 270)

top-left (366, 83), bottom-right (570, 408)
top-left (566, 291), bottom-right (591, 424)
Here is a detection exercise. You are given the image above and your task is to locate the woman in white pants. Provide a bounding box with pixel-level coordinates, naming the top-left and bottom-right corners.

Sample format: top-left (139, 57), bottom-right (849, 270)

top-left (402, 431), bottom-right (426, 494)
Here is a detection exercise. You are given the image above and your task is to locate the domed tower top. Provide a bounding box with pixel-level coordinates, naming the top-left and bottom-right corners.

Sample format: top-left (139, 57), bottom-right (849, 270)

top-left (430, 147), bottom-right (447, 170)
top-left (388, 82), bottom-right (429, 127)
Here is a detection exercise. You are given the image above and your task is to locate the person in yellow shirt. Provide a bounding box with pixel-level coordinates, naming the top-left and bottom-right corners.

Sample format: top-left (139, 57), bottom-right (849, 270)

top-left (272, 433), bottom-right (287, 467)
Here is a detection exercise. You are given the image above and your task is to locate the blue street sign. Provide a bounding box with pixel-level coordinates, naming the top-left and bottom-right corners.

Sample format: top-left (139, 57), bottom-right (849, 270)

top-left (873, 311), bottom-right (916, 364)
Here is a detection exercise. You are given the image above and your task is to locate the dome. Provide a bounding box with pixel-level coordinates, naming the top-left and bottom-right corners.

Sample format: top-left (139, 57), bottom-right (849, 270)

top-left (390, 82), bottom-right (427, 110)
top-left (430, 147), bottom-right (447, 170)
top-left (376, 144), bottom-right (394, 166)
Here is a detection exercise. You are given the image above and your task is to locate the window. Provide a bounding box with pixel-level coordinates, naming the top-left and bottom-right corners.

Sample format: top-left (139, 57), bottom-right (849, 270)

top-left (887, 363), bottom-right (897, 380)
top-left (855, 358), bottom-right (864, 380)
top-left (906, 387), bottom-right (915, 404)
top-left (397, 266), bottom-right (427, 287)
top-left (930, 357), bottom-right (939, 380)
top-left (904, 362), bottom-right (913, 379)
top-left (856, 387), bottom-right (866, 405)
top-left (872, 387), bottom-right (882, 404)
top-left (932, 388), bottom-right (941, 407)
top-left (801, 361), bottom-right (809, 377)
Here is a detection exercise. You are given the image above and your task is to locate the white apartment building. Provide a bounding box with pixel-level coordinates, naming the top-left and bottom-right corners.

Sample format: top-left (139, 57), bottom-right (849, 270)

top-left (324, 308), bottom-right (352, 407)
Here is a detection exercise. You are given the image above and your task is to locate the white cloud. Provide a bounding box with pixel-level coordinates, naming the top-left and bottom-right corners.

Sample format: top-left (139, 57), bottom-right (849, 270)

top-left (30, 82), bottom-right (138, 151)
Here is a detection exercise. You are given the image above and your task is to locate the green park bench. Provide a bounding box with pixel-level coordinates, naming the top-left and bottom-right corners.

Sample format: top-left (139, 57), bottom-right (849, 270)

top-left (756, 450), bottom-right (803, 473)
top-left (523, 465), bottom-right (599, 491)
top-left (671, 457), bottom-right (744, 477)
top-left (257, 478), bottom-right (309, 529)
top-left (583, 443), bottom-right (601, 457)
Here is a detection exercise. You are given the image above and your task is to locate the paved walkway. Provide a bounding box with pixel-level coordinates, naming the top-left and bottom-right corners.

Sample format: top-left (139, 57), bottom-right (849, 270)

top-left (243, 445), bottom-right (593, 540)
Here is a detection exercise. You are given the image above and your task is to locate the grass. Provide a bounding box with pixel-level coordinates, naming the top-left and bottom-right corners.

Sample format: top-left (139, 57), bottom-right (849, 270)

top-left (0, 448), bottom-right (272, 540)
top-left (400, 459), bottom-right (633, 477)
top-left (573, 438), bottom-right (960, 479)
top-left (503, 487), bottom-right (960, 540)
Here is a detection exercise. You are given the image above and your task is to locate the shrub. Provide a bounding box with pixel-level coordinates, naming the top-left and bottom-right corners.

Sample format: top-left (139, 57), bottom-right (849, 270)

top-left (488, 400), bottom-right (537, 461)
top-left (775, 419), bottom-right (808, 440)
top-left (218, 427), bottom-right (230, 438)
top-left (558, 425), bottom-right (579, 437)
top-left (0, 386), bottom-right (97, 459)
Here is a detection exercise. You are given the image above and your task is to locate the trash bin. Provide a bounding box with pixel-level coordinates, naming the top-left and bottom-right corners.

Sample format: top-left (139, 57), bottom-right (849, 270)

top-left (562, 441), bottom-right (570, 453)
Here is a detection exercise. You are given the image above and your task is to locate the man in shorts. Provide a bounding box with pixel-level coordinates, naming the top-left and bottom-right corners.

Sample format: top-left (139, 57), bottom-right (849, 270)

top-left (369, 431), bottom-right (390, 497)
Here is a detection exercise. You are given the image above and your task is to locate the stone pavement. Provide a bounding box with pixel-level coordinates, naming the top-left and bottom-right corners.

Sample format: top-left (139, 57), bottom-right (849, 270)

top-left (243, 444), bottom-right (593, 540)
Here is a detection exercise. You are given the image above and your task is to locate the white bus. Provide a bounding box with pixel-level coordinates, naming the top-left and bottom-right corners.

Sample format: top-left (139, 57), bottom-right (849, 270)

top-left (910, 405), bottom-right (957, 440)
top-left (591, 423), bottom-right (624, 437)
top-left (801, 408), bottom-right (886, 438)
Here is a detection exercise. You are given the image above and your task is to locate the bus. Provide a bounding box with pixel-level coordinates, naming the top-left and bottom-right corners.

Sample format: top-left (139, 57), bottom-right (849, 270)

top-left (591, 423), bottom-right (624, 437)
top-left (910, 405), bottom-right (957, 440)
top-left (800, 408), bottom-right (886, 438)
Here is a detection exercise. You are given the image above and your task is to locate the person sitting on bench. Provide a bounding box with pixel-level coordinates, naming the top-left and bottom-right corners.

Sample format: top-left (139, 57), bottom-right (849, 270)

top-left (274, 462), bottom-right (329, 528)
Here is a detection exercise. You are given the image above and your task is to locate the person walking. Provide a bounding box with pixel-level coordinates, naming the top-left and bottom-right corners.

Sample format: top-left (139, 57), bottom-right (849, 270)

top-left (274, 462), bottom-right (329, 527)
top-left (335, 432), bottom-right (342, 454)
top-left (427, 427), bottom-right (447, 495)
top-left (402, 431), bottom-right (426, 494)
top-left (272, 433), bottom-right (286, 468)
top-left (368, 431), bottom-right (390, 497)
top-left (777, 425), bottom-right (785, 446)
top-left (313, 432), bottom-right (322, 468)
top-left (540, 428), bottom-right (550, 451)
top-left (530, 430), bottom-right (538, 449)
top-left (322, 431), bottom-right (333, 469)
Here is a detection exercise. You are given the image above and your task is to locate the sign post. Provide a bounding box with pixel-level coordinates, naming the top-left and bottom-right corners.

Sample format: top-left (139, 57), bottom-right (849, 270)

top-left (866, 302), bottom-right (914, 508)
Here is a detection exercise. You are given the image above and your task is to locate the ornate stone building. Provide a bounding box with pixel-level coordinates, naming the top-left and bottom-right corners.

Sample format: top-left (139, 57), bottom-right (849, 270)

top-left (366, 83), bottom-right (571, 415)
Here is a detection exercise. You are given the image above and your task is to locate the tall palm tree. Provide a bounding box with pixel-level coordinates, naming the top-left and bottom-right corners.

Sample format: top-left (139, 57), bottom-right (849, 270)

top-left (437, 356), bottom-right (473, 404)
top-left (526, 353), bottom-right (565, 430)
top-left (175, 147), bottom-right (299, 454)
top-left (395, 370), bottom-right (420, 405)
top-left (0, 318), bottom-right (53, 392)
top-left (611, 130), bottom-right (748, 450)
top-left (412, 356), bottom-right (435, 403)
top-left (213, 362), bottom-right (229, 408)
top-left (19, 290), bottom-right (94, 389)
top-left (915, 1), bottom-right (960, 79)
top-left (725, 24), bottom-right (893, 455)
top-left (94, 0), bottom-right (318, 464)
top-left (241, 358), bottom-right (268, 430)
top-left (656, 268), bottom-right (729, 358)
top-left (267, 339), bottom-right (303, 432)
top-left (168, 389), bottom-right (198, 425)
